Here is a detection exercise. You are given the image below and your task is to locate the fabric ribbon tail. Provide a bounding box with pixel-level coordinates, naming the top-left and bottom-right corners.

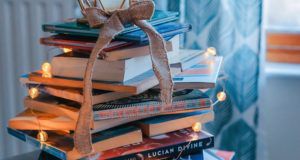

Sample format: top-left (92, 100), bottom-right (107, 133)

top-left (71, 13), bottom-right (125, 158)
top-left (134, 20), bottom-right (174, 104)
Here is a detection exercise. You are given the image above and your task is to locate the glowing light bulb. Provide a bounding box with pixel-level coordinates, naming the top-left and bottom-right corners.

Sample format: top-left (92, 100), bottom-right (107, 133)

top-left (42, 62), bottom-right (51, 73)
top-left (37, 130), bottom-right (48, 142)
top-left (192, 122), bottom-right (202, 132)
top-left (62, 48), bottom-right (72, 53)
top-left (29, 88), bottom-right (39, 99)
top-left (206, 47), bottom-right (217, 56)
top-left (41, 62), bottom-right (52, 78)
top-left (217, 91), bottom-right (226, 102)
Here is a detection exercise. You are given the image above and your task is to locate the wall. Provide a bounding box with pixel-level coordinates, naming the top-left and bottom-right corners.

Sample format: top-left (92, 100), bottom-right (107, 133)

top-left (0, 0), bottom-right (76, 158)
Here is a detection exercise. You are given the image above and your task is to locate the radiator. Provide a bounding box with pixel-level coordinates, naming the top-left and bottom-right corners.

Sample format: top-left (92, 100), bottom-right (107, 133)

top-left (0, 0), bottom-right (76, 158)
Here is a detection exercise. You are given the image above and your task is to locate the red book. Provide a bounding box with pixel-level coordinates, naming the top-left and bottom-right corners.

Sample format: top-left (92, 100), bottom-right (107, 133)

top-left (99, 128), bottom-right (214, 160)
top-left (40, 35), bottom-right (133, 51)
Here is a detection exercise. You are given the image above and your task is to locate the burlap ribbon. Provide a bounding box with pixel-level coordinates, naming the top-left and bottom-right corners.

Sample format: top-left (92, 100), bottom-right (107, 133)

top-left (72, 0), bottom-right (174, 157)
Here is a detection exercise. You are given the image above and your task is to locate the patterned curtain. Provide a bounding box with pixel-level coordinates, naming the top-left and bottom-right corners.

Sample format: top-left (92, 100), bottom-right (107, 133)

top-left (155, 0), bottom-right (262, 160)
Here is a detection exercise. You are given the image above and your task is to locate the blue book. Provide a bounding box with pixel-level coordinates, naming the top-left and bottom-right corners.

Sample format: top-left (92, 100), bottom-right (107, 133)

top-left (118, 22), bottom-right (191, 43)
top-left (43, 22), bottom-right (191, 44)
top-left (7, 126), bottom-right (142, 160)
top-left (137, 110), bottom-right (214, 136)
top-left (42, 10), bottom-right (179, 37)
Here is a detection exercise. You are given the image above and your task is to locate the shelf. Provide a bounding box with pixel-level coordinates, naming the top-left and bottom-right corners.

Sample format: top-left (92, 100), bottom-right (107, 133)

top-left (264, 62), bottom-right (300, 77)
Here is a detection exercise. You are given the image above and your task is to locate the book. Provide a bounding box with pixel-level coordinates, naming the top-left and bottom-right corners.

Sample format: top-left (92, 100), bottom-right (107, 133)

top-left (203, 149), bottom-right (235, 160)
top-left (177, 149), bottom-right (235, 160)
top-left (116, 22), bottom-right (192, 43)
top-left (40, 35), bottom-right (174, 61)
top-left (137, 110), bottom-right (214, 137)
top-left (92, 89), bottom-right (212, 120)
top-left (170, 49), bottom-right (206, 71)
top-left (32, 85), bottom-right (132, 105)
top-left (9, 109), bottom-right (76, 131)
top-left (99, 128), bottom-right (214, 160)
top-left (266, 32), bottom-right (300, 63)
top-left (15, 96), bottom-right (211, 131)
top-left (40, 35), bottom-right (133, 51)
top-left (90, 108), bottom-right (209, 134)
top-left (42, 10), bottom-right (179, 37)
top-left (51, 52), bottom-right (152, 82)
top-left (27, 69), bottom-right (159, 94)
top-left (23, 89), bottom-right (212, 121)
top-left (103, 36), bottom-right (176, 61)
top-left (7, 128), bottom-right (213, 160)
top-left (173, 56), bottom-right (223, 90)
top-left (7, 126), bottom-right (143, 160)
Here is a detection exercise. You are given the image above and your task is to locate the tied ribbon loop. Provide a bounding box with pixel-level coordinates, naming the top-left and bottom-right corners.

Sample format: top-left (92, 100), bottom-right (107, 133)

top-left (72, 0), bottom-right (173, 158)
top-left (85, 1), bottom-right (154, 27)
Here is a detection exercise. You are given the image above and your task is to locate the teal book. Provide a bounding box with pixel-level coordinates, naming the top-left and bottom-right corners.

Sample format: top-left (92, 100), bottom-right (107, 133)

top-left (7, 126), bottom-right (142, 160)
top-left (43, 10), bottom-right (179, 37)
top-left (137, 110), bottom-right (214, 136)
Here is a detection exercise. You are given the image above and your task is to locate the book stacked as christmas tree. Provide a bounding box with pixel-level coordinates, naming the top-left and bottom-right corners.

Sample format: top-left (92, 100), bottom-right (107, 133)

top-left (7, 8), bottom-right (224, 160)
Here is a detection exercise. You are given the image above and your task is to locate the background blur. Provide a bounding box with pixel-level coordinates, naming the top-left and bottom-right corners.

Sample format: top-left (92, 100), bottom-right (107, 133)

top-left (0, 0), bottom-right (300, 160)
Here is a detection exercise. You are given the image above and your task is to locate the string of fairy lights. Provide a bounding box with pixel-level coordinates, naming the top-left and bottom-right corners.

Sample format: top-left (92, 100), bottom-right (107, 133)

top-left (27, 47), bottom-right (227, 150)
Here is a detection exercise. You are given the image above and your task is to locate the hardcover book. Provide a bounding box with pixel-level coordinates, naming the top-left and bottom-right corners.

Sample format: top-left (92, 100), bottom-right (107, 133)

top-left (31, 85), bottom-right (132, 105)
top-left (40, 35), bottom-right (173, 60)
top-left (40, 35), bottom-right (133, 51)
top-left (116, 22), bottom-right (192, 43)
top-left (170, 49), bottom-right (206, 71)
top-left (22, 89), bottom-right (212, 121)
top-left (9, 109), bottom-right (75, 131)
top-left (137, 110), bottom-right (214, 137)
top-left (173, 56), bottom-right (223, 90)
top-left (7, 126), bottom-right (143, 160)
top-left (42, 10), bottom-right (179, 37)
top-left (92, 89), bottom-right (212, 120)
top-left (51, 52), bottom-right (153, 82)
top-left (99, 128), bottom-right (214, 160)
top-left (7, 128), bottom-right (213, 160)
top-left (27, 69), bottom-right (159, 94)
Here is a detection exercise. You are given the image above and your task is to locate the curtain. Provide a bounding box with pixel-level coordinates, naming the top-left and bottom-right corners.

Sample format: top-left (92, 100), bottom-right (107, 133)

top-left (155, 0), bottom-right (262, 160)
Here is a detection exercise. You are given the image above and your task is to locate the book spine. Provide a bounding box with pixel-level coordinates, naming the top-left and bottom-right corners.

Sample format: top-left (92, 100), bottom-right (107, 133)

top-left (7, 128), bottom-right (67, 160)
top-left (108, 136), bottom-right (214, 160)
top-left (94, 99), bottom-right (211, 120)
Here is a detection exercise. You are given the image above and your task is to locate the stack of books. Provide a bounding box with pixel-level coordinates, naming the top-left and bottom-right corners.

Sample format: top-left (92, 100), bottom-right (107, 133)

top-left (7, 9), bottom-right (223, 160)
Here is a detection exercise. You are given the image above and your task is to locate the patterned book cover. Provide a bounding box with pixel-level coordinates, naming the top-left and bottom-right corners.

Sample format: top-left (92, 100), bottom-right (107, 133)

top-left (99, 128), bottom-right (213, 160)
top-left (42, 10), bottom-right (179, 37)
top-left (93, 89), bottom-right (212, 120)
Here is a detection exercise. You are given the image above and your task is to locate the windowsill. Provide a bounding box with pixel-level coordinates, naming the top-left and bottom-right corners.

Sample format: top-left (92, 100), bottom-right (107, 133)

top-left (264, 62), bottom-right (300, 77)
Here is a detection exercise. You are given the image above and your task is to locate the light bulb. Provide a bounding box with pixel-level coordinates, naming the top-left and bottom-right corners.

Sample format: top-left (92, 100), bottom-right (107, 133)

top-left (62, 48), bottom-right (72, 53)
top-left (37, 130), bottom-right (48, 142)
top-left (217, 91), bottom-right (226, 102)
top-left (41, 62), bottom-right (51, 73)
top-left (41, 62), bottom-right (52, 78)
top-left (206, 47), bottom-right (217, 56)
top-left (192, 122), bottom-right (202, 132)
top-left (29, 88), bottom-right (39, 99)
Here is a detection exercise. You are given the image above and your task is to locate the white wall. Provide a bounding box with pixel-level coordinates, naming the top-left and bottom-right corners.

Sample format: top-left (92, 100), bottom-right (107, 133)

top-left (258, 0), bottom-right (300, 159)
top-left (0, 0), bottom-right (77, 158)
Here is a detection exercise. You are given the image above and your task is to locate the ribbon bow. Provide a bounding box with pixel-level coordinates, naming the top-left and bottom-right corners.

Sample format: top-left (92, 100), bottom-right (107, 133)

top-left (71, 0), bottom-right (174, 158)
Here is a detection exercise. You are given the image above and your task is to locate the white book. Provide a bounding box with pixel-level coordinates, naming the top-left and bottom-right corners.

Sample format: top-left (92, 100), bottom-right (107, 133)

top-left (51, 52), bottom-right (152, 82)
